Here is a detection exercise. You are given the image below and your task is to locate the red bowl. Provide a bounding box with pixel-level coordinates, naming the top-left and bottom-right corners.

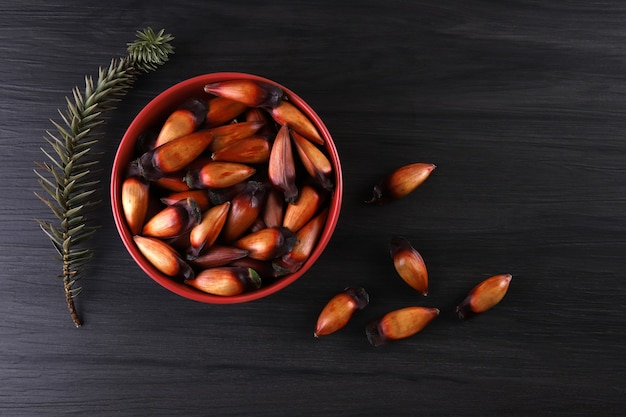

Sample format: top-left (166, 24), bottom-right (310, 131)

top-left (111, 72), bottom-right (342, 303)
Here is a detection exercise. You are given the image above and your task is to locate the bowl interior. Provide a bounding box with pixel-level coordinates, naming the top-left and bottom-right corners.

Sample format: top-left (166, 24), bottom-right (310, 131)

top-left (111, 72), bottom-right (342, 303)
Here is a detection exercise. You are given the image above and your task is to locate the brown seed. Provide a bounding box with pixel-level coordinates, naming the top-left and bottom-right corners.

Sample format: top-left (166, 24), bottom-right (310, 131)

top-left (154, 98), bottom-right (208, 147)
top-left (142, 197), bottom-right (202, 239)
top-left (188, 245), bottom-right (249, 269)
top-left (153, 173), bottom-right (191, 192)
top-left (138, 130), bottom-right (214, 180)
top-left (188, 201), bottom-right (231, 257)
top-left (229, 257), bottom-right (278, 280)
top-left (184, 161), bottom-right (256, 189)
top-left (205, 96), bottom-right (248, 127)
top-left (121, 176), bottom-right (150, 235)
top-left (282, 184), bottom-right (325, 232)
top-left (366, 163), bottom-right (436, 205)
top-left (249, 217), bottom-right (267, 233)
top-left (390, 236), bottom-right (428, 296)
top-left (234, 226), bottom-right (297, 261)
top-left (314, 287), bottom-right (369, 337)
top-left (268, 125), bottom-right (298, 203)
top-left (262, 187), bottom-right (285, 229)
top-left (208, 120), bottom-right (265, 153)
top-left (245, 107), bottom-right (276, 137)
top-left (211, 136), bottom-right (271, 164)
top-left (160, 190), bottom-right (211, 211)
top-left (185, 267), bottom-right (261, 296)
top-left (275, 208), bottom-right (328, 274)
top-left (292, 130), bottom-right (333, 191)
top-left (204, 79), bottom-right (284, 108)
top-left (366, 306), bottom-right (439, 347)
top-left (133, 235), bottom-right (194, 280)
top-left (221, 181), bottom-right (267, 242)
top-left (270, 101), bottom-right (324, 145)
top-left (456, 274), bottom-right (512, 320)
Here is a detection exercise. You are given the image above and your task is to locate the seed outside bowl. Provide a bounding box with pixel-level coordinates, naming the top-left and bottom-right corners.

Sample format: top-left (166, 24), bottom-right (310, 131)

top-left (111, 72), bottom-right (343, 303)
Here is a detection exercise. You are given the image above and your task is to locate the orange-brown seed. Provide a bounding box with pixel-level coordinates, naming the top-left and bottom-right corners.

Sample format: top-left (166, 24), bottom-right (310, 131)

top-left (121, 176), bottom-right (149, 235)
top-left (270, 101), bottom-right (324, 145)
top-left (262, 187), bottom-right (285, 229)
top-left (142, 197), bottom-right (201, 239)
top-left (184, 161), bottom-right (256, 189)
top-left (292, 130), bottom-right (333, 190)
top-left (390, 236), bottom-right (428, 296)
top-left (221, 181), bottom-right (266, 242)
top-left (268, 125), bottom-right (298, 203)
top-left (161, 190), bottom-right (211, 211)
top-left (138, 130), bottom-right (214, 180)
top-left (188, 245), bottom-right (249, 269)
top-left (314, 287), bottom-right (369, 337)
top-left (188, 201), bottom-right (231, 257)
top-left (366, 306), bottom-right (439, 346)
top-left (274, 208), bottom-right (328, 274)
top-left (205, 96), bottom-right (248, 127)
top-left (282, 184), bottom-right (324, 232)
top-left (185, 267), bottom-right (261, 296)
top-left (234, 227), bottom-right (296, 261)
top-left (208, 120), bottom-right (265, 153)
top-left (366, 163), bottom-right (436, 205)
top-left (456, 274), bottom-right (513, 320)
top-left (133, 235), bottom-right (194, 280)
top-left (211, 136), bottom-right (271, 164)
top-left (154, 98), bottom-right (207, 147)
top-left (204, 79), bottom-right (283, 108)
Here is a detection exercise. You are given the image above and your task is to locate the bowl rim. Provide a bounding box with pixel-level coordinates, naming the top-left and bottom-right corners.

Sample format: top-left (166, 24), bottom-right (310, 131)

top-left (110, 72), bottom-right (343, 303)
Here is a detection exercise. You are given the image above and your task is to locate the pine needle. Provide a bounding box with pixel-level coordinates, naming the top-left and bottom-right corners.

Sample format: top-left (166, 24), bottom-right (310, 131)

top-left (34, 28), bottom-right (175, 327)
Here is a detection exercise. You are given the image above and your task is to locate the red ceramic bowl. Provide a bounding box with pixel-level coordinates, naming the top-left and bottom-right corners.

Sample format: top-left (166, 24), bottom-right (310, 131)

top-left (111, 72), bottom-right (342, 303)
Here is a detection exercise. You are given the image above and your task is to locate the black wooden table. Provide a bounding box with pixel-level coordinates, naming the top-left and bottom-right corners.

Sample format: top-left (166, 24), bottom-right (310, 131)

top-left (2, 1), bottom-right (624, 415)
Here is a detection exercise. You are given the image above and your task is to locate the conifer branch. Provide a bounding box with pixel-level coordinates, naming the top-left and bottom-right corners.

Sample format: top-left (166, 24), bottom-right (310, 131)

top-left (34, 28), bottom-right (175, 327)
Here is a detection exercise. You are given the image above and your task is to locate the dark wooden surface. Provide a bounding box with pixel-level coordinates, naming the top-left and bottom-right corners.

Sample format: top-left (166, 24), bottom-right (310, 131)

top-left (1, 1), bottom-right (625, 415)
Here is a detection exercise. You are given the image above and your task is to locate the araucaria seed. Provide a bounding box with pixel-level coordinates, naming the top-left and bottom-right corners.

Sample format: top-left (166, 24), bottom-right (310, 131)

top-left (292, 130), bottom-right (334, 191)
top-left (282, 184), bottom-right (324, 232)
top-left (137, 130), bottom-right (214, 181)
top-left (390, 236), bottom-right (428, 296)
top-left (221, 181), bottom-right (266, 242)
top-left (188, 201), bottom-right (231, 257)
top-left (245, 107), bottom-right (276, 137)
top-left (366, 163), bottom-right (436, 205)
top-left (208, 120), bottom-right (265, 153)
top-left (161, 190), bottom-right (211, 212)
top-left (184, 161), bottom-right (256, 189)
top-left (456, 274), bottom-right (512, 320)
top-left (274, 208), bottom-right (328, 274)
top-left (185, 266), bottom-right (261, 296)
top-left (205, 96), bottom-right (248, 127)
top-left (366, 306), bottom-right (439, 347)
top-left (211, 136), bottom-right (271, 164)
top-left (270, 101), bottom-right (324, 145)
top-left (154, 98), bottom-right (208, 147)
top-left (133, 235), bottom-right (194, 280)
top-left (262, 187), bottom-right (285, 229)
top-left (154, 174), bottom-right (192, 192)
top-left (188, 245), bottom-right (249, 269)
top-left (204, 79), bottom-right (283, 108)
top-left (234, 226), bottom-right (297, 261)
top-left (121, 175), bottom-right (150, 235)
top-left (314, 287), bottom-right (369, 337)
top-left (142, 197), bottom-right (202, 239)
top-left (268, 125), bottom-right (298, 203)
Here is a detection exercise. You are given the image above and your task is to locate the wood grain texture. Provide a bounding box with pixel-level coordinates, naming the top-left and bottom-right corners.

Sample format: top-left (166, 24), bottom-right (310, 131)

top-left (1, 0), bottom-right (625, 415)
